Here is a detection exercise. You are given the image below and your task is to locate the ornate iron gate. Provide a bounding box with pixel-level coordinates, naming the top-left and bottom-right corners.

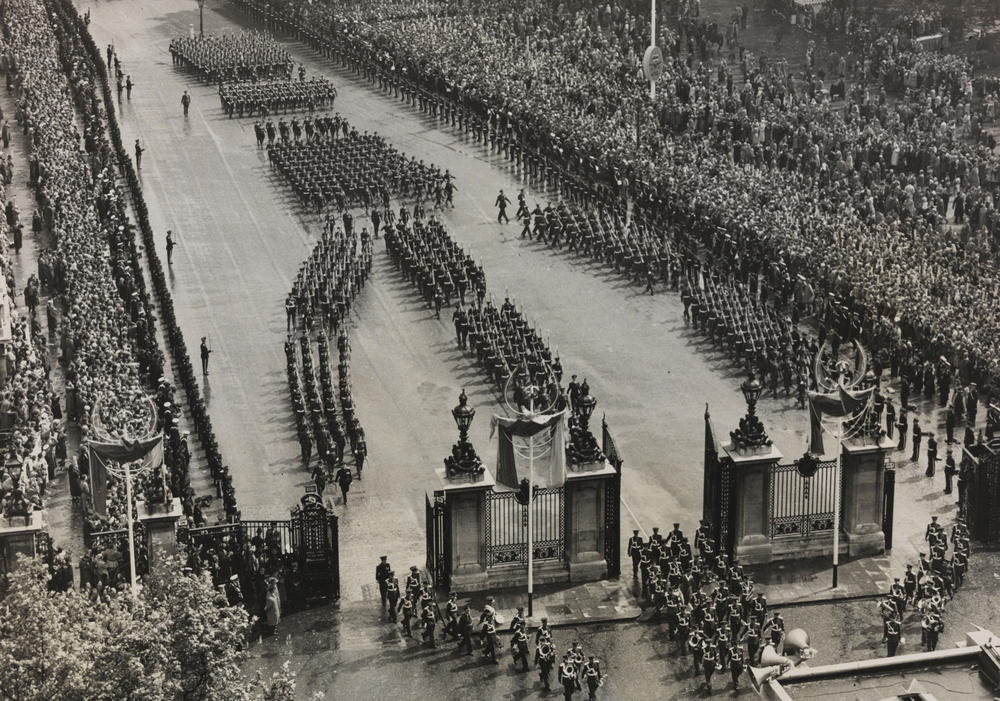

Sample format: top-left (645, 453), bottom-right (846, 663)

top-left (425, 490), bottom-right (450, 588)
top-left (768, 459), bottom-right (839, 539)
top-left (485, 487), bottom-right (565, 567)
top-left (602, 417), bottom-right (623, 578)
top-left (961, 441), bottom-right (1000, 543)
top-left (180, 495), bottom-right (340, 603)
top-left (882, 460), bottom-right (896, 550)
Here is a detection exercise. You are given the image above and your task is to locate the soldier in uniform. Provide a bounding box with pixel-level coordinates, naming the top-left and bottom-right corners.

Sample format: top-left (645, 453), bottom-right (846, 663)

top-left (885, 615), bottom-right (901, 656)
top-left (398, 593), bottom-right (415, 637)
top-left (511, 625), bottom-right (530, 672)
top-left (559, 656), bottom-right (580, 699)
top-left (443, 592), bottom-right (459, 639)
top-left (537, 641), bottom-right (555, 690)
top-left (421, 601), bottom-right (437, 647)
top-left (729, 642), bottom-right (745, 689)
top-left (627, 529), bottom-right (644, 578)
top-left (385, 571), bottom-right (400, 622)
top-left (375, 555), bottom-right (392, 608)
top-left (583, 656), bottom-right (603, 701)
top-left (944, 450), bottom-right (956, 494)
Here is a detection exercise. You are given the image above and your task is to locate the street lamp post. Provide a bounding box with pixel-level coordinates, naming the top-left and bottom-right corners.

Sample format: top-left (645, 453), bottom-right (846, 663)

top-left (650, 0), bottom-right (656, 100)
top-left (198, 0), bottom-right (205, 37)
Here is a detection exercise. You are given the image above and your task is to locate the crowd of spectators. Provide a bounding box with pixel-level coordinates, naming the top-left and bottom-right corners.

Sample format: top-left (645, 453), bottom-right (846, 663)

top-left (236, 0), bottom-right (1000, 406)
top-left (1, 0), bottom-right (240, 575)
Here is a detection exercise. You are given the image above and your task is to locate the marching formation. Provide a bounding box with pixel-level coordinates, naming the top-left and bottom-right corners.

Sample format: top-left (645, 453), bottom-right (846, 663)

top-left (285, 215), bottom-right (373, 494)
top-left (265, 117), bottom-right (453, 211)
top-left (877, 515), bottom-right (972, 656)
top-left (169, 31), bottom-right (292, 83)
top-left (374, 556), bottom-right (608, 699)
top-left (219, 74), bottom-right (337, 117)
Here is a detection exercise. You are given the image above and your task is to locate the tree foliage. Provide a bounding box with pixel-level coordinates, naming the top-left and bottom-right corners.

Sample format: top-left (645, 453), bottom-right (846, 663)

top-left (0, 556), bottom-right (301, 701)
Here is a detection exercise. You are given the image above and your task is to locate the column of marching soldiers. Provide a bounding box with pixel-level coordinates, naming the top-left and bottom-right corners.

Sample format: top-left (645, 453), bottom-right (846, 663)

top-left (284, 214), bottom-right (372, 504)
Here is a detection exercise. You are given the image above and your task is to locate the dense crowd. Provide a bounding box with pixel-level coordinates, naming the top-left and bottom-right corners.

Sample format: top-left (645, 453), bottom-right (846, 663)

top-left (1, 0), bottom-right (240, 572)
top-left (0, 160), bottom-right (61, 521)
top-left (169, 32), bottom-right (292, 83)
top-left (219, 73), bottom-right (337, 117)
top-left (1, 0), bottom-right (160, 530)
top-left (236, 0), bottom-right (1000, 405)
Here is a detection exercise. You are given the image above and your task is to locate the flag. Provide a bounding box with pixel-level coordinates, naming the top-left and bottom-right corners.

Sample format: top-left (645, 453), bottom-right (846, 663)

top-left (807, 385), bottom-right (875, 454)
top-left (494, 411), bottom-right (567, 489)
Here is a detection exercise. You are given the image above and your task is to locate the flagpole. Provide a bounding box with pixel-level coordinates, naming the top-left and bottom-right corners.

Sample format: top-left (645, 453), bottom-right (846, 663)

top-left (527, 392), bottom-right (535, 619)
top-left (832, 420), bottom-right (842, 589)
top-left (124, 460), bottom-right (138, 601)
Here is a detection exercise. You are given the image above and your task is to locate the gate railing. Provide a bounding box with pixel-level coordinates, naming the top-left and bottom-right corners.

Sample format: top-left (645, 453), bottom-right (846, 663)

top-left (767, 458), bottom-right (840, 540)
top-left (485, 486), bottom-right (565, 568)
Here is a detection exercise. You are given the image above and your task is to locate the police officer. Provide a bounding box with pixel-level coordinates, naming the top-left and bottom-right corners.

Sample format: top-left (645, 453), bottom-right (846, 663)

top-left (456, 604), bottom-right (474, 655)
top-left (627, 529), bottom-right (644, 578)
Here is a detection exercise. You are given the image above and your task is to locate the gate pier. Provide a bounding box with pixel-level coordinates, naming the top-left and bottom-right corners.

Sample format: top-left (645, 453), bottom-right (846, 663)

top-left (724, 442), bottom-right (782, 565)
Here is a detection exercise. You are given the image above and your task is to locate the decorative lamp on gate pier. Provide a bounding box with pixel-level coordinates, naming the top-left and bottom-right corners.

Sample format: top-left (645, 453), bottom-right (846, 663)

top-left (444, 389), bottom-right (485, 479)
top-left (567, 380), bottom-right (605, 470)
top-left (730, 372), bottom-right (773, 456)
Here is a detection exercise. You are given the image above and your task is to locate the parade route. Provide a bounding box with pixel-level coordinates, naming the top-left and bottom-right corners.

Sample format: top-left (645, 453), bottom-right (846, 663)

top-left (77, 0), bottom-right (824, 556)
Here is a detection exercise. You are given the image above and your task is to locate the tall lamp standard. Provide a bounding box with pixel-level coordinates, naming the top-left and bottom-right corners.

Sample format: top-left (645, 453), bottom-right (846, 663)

top-left (198, 0), bottom-right (206, 37)
top-left (444, 390), bottom-right (484, 479)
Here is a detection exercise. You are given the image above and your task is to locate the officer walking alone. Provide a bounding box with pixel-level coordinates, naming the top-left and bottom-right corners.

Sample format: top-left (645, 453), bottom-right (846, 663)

top-left (495, 189), bottom-right (511, 224)
top-left (134, 139), bottom-right (144, 169)
top-left (200, 336), bottom-right (212, 374)
top-left (181, 90), bottom-right (192, 116)
top-left (165, 230), bottom-right (176, 265)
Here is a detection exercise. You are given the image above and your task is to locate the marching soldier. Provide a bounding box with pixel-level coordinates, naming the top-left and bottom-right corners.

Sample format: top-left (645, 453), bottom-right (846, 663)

top-left (537, 640), bottom-right (555, 691)
top-left (627, 529), bottom-right (644, 578)
top-left (559, 656), bottom-right (581, 699)
top-left (404, 566), bottom-right (422, 599)
top-left (443, 592), bottom-right (459, 639)
top-left (583, 656), bottom-right (603, 701)
top-left (398, 593), bottom-right (415, 637)
top-left (421, 601), bottom-right (437, 647)
top-left (729, 642), bottom-right (745, 688)
top-left (385, 571), bottom-right (401, 622)
top-left (511, 625), bottom-right (530, 672)
top-left (885, 615), bottom-right (901, 657)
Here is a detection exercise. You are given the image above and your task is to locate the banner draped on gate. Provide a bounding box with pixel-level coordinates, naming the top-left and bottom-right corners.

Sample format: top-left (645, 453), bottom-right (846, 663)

top-left (494, 412), bottom-right (567, 489)
top-left (87, 435), bottom-right (164, 516)
top-left (806, 385), bottom-right (874, 454)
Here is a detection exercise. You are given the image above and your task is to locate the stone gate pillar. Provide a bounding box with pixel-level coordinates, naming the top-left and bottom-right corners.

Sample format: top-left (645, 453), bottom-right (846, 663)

top-left (138, 497), bottom-right (184, 565)
top-left (724, 442), bottom-right (782, 565)
top-left (436, 467), bottom-right (494, 590)
top-left (840, 435), bottom-right (894, 557)
top-left (565, 462), bottom-right (617, 582)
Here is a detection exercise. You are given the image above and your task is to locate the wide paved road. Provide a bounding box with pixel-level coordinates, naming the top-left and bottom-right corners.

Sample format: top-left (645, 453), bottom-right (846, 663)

top-left (77, 0), bottom-right (814, 601)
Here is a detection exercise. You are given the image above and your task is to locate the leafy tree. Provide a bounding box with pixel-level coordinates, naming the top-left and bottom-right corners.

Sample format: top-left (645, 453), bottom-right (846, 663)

top-left (0, 556), bottom-right (305, 701)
